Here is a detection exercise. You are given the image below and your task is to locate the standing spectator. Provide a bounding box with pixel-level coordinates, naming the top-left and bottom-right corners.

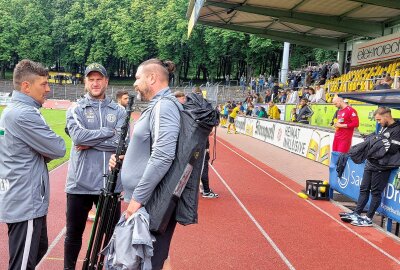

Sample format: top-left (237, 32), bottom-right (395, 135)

top-left (305, 71), bottom-right (312, 87)
top-left (330, 61), bottom-right (341, 79)
top-left (259, 74), bottom-right (265, 92)
top-left (225, 74), bottom-right (230, 86)
top-left (272, 81), bottom-right (280, 98)
top-left (268, 101), bottom-right (280, 120)
top-left (246, 104), bottom-right (254, 116)
top-left (332, 96), bottom-right (359, 153)
top-left (0, 59), bottom-right (66, 270)
top-left (341, 107), bottom-right (400, 226)
top-left (240, 74), bottom-right (246, 92)
top-left (64, 63), bottom-right (126, 269)
top-left (320, 62), bottom-right (329, 85)
top-left (295, 98), bottom-right (314, 124)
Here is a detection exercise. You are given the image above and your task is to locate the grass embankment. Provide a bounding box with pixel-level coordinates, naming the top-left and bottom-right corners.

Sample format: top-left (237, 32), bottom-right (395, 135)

top-left (0, 106), bottom-right (71, 171)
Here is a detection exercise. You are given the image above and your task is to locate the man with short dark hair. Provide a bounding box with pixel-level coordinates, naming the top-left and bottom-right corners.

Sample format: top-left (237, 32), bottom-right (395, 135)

top-left (0, 59), bottom-right (66, 270)
top-left (64, 63), bottom-right (126, 269)
top-left (116, 90), bottom-right (129, 108)
top-left (342, 107), bottom-right (400, 226)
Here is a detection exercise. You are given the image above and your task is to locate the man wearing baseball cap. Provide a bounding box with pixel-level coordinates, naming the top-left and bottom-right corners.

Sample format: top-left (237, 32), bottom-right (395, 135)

top-left (64, 63), bottom-right (126, 269)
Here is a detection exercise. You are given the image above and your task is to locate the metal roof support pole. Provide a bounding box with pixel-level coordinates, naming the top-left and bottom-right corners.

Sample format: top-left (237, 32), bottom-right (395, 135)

top-left (280, 42), bottom-right (290, 85)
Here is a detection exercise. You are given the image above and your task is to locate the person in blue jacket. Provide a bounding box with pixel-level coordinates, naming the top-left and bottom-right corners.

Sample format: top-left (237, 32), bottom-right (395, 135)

top-left (0, 59), bottom-right (66, 270)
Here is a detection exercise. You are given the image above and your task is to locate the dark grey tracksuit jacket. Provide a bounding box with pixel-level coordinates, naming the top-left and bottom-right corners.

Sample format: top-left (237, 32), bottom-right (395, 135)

top-left (0, 91), bottom-right (66, 223)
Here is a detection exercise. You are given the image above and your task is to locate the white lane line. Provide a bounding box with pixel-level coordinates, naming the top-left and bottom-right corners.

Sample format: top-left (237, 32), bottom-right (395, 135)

top-left (217, 139), bottom-right (400, 265)
top-left (37, 162), bottom-right (69, 267)
top-left (36, 227), bottom-right (66, 268)
top-left (210, 164), bottom-right (296, 270)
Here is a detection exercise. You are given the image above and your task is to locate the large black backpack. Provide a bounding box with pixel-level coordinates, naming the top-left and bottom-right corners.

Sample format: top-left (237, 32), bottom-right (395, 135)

top-left (145, 92), bottom-right (219, 234)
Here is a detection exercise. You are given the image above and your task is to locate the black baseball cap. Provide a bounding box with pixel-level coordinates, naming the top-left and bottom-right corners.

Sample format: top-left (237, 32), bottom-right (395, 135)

top-left (84, 63), bottom-right (107, 77)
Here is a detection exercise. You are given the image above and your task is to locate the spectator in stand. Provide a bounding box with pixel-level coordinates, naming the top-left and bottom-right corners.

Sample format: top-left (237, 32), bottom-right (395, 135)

top-left (246, 104), bottom-right (254, 116)
top-left (258, 106), bottom-right (267, 118)
top-left (253, 106), bottom-right (260, 117)
top-left (268, 101), bottom-right (280, 120)
top-left (259, 74), bottom-right (265, 92)
top-left (330, 61), bottom-right (341, 79)
top-left (320, 62), bottom-right (329, 85)
top-left (295, 98), bottom-right (314, 124)
top-left (310, 84), bottom-right (326, 103)
top-left (305, 71), bottom-right (312, 87)
top-left (279, 91), bottom-right (287, 103)
top-left (272, 81), bottom-right (280, 98)
top-left (240, 74), bottom-right (246, 92)
top-left (264, 90), bottom-right (272, 103)
top-left (287, 89), bottom-right (299, 104)
top-left (373, 75), bottom-right (393, 90)
top-left (173, 91), bottom-right (186, 105)
top-left (239, 101), bottom-right (245, 113)
top-left (307, 87), bottom-right (315, 102)
top-left (268, 75), bottom-right (273, 88)
top-left (332, 96), bottom-right (359, 153)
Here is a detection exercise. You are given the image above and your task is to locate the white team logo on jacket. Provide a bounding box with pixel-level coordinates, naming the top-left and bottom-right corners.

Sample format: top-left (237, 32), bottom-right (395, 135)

top-left (0, 178), bottom-right (10, 193)
top-left (107, 114), bottom-right (116, 123)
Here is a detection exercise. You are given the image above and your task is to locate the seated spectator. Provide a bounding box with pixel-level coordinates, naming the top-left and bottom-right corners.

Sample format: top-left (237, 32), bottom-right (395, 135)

top-left (373, 75), bottom-right (393, 90)
top-left (310, 84), bottom-right (326, 103)
top-left (268, 101), bottom-right (280, 120)
top-left (287, 89), bottom-right (299, 104)
top-left (253, 106), bottom-right (260, 117)
top-left (307, 87), bottom-right (315, 102)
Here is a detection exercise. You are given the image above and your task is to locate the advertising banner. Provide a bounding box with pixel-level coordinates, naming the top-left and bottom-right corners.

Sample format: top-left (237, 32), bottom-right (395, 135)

top-left (236, 116), bottom-right (363, 166)
top-left (329, 152), bottom-right (400, 223)
top-left (351, 32), bottom-right (400, 66)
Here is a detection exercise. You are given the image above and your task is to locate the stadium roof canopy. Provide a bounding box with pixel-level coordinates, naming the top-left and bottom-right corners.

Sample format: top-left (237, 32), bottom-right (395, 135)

top-left (187, 0), bottom-right (400, 50)
top-left (339, 90), bottom-right (400, 109)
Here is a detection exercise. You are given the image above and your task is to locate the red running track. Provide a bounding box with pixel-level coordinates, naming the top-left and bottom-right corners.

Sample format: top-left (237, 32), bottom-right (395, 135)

top-left (1, 137), bottom-right (400, 269)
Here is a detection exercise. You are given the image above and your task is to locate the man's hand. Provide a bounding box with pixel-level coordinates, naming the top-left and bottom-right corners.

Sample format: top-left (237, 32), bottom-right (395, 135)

top-left (109, 154), bottom-right (125, 170)
top-left (75, 145), bottom-right (90, 151)
top-left (334, 122), bottom-right (346, 128)
top-left (125, 198), bottom-right (142, 218)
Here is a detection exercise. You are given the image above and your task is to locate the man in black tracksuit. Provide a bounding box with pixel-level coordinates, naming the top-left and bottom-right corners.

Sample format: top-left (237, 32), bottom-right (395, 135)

top-left (342, 107), bottom-right (400, 226)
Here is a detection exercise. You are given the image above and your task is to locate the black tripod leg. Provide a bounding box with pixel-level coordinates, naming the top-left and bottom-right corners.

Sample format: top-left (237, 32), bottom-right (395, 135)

top-left (97, 195), bottom-right (120, 269)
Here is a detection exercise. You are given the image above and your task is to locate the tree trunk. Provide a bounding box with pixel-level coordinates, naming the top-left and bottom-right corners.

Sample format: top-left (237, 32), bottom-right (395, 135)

top-left (0, 62), bottom-right (5, 80)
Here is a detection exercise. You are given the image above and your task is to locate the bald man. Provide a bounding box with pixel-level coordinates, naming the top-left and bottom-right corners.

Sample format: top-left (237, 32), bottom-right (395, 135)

top-left (332, 96), bottom-right (359, 153)
top-left (110, 59), bottom-right (181, 269)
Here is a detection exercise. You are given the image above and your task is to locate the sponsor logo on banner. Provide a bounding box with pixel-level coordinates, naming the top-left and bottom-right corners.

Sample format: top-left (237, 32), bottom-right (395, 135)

top-left (282, 126), bottom-right (308, 156)
top-left (235, 117), bottom-right (246, 133)
top-left (351, 32), bottom-right (400, 66)
top-left (254, 120), bottom-right (275, 142)
top-left (245, 119), bottom-right (255, 136)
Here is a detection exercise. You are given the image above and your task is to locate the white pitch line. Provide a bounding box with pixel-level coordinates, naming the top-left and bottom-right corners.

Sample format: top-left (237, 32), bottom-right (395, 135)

top-left (36, 227), bottom-right (66, 269)
top-left (217, 138), bottom-right (400, 265)
top-left (36, 162), bottom-right (69, 268)
top-left (209, 164), bottom-right (296, 270)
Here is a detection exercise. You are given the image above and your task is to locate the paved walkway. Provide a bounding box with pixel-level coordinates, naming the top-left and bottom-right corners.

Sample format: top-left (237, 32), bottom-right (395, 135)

top-left (216, 127), bottom-right (329, 187)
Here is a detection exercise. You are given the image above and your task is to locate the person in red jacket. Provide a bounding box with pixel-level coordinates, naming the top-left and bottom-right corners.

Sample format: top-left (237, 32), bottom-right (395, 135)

top-left (332, 96), bottom-right (359, 153)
